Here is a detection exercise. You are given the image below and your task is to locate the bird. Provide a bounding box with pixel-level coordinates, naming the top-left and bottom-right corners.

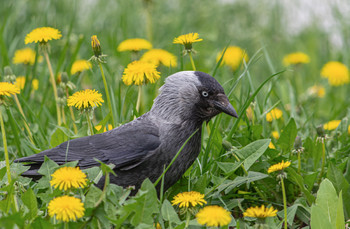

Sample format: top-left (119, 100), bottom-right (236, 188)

top-left (15, 71), bottom-right (237, 194)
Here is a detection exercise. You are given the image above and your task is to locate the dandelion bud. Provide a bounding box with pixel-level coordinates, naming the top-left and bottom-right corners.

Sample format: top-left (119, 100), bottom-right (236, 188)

top-left (4, 66), bottom-right (16, 83)
top-left (57, 87), bottom-right (65, 98)
top-left (294, 136), bottom-right (302, 150)
top-left (91, 35), bottom-right (101, 57)
top-left (61, 72), bottom-right (68, 84)
top-left (222, 140), bottom-right (233, 151)
top-left (316, 125), bottom-right (325, 138)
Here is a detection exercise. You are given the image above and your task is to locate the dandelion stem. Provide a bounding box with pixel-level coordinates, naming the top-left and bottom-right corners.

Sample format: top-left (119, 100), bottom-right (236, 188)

top-left (297, 150), bottom-right (301, 174)
top-left (13, 94), bottom-right (35, 145)
top-left (136, 85), bottom-right (142, 113)
top-left (0, 108), bottom-right (11, 183)
top-left (188, 52), bottom-right (196, 71)
top-left (43, 50), bottom-right (62, 126)
top-left (98, 63), bottom-right (115, 128)
top-left (144, 0), bottom-right (153, 42)
top-left (280, 176), bottom-right (288, 229)
top-left (61, 106), bottom-right (66, 125)
top-left (66, 89), bottom-right (78, 134)
top-left (318, 141), bottom-right (326, 185)
top-left (85, 112), bottom-right (94, 136)
top-left (185, 210), bottom-right (190, 228)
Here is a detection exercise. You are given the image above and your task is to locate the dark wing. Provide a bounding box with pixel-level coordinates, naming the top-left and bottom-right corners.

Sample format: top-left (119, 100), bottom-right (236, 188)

top-left (16, 115), bottom-right (161, 175)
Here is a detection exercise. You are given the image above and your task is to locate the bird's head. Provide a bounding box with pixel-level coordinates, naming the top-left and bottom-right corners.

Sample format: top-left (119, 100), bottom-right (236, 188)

top-left (152, 71), bottom-right (238, 123)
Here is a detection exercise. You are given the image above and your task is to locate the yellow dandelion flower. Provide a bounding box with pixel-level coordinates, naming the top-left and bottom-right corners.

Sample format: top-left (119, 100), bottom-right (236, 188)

top-left (321, 61), bottom-right (350, 86)
top-left (25, 27), bottom-right (62, 44)
top-left (95, 124), bottom-right (113, 132)
top-left (15, 77), bottom-right (26, 90)
top-left (171, 191), bottom-right (207, 208)
top-left (122, 60), bottom-right (160, 86)
top-left (217, 46), bottom-right (249, 71)
top-left (32, 79), bottom-right (39, 90)
top-left (173, 33), bottom-right (203, 50)
top-left (50, 167), bottom-right (87, 190)
top-left (268, 160), bottom-right (291, 173)
top-left (307, 85), bottom-right (325, 98)
top-left (12, 48), bottom-right (42, 65)
top-left (14, 76), bottom-right (38, 91)
top-left (117, 38), bottom-right (152, 52)
top-left (141, 49), bottom-right (177, 67)
top-left (48, 195), bottom-right (85, 222)
top-left (71, 60), bottom-right (92, 75)
top-left (196, 205), bottom-right (231, 227)
top-left (266, 108), bottom-right (283, 122)
top-left (323, 120), bottom-right (341, 131)
top-left (268, 142), bottom-right (276, 149)
top-left (67, 89), bottom-right (104, 110)
top-left (282, 52), bottom-right (310, 66)
top-left (348, 125), bottom-right (350, 135)
top-left (272, 131), bottom-right (279, 139)
top-left (243, 205), bottom-right (277, 218)
top-left (246, 106), bottom-right (254, 121)
top-left (0, 82), bottom-right (20, 97)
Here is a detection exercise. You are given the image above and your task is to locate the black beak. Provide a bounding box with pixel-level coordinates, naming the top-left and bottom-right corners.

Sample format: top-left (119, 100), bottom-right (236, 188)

top-left (213, 93), bottom-right (238, 118)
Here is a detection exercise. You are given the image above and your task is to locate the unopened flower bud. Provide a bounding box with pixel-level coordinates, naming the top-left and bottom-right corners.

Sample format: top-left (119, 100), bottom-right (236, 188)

top-left (4, 66), bottom-right (16, 83)
top-left (316, 125), bottom-right (325, 138)
top-left (91, 35), bottom-right (101, 57)
top-left (294, 136), bottom-right (302, 150)
top-left (61, 72), bottom-right (68, 84)
top-left (57, 87), bottom-right (65, 98)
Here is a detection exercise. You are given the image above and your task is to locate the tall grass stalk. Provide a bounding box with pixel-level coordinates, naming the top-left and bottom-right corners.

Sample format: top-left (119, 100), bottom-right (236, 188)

top-left (98, 62), bottom-right (115, 128)
top-left (43, 50), bottom-right (62, 126)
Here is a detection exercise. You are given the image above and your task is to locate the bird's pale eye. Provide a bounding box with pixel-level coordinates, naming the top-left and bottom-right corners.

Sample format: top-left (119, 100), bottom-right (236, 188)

top-left (201, 91), bottom-right (209, 97)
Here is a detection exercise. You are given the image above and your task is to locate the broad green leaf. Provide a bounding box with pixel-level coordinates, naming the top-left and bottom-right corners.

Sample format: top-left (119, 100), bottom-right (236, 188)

top-left (85, 185), bottom-right (103, 209)
top-left (277, 205), bottom-right (298, 226)
top-left (310, 205), bottom-right (333, 229)
top-left (235, 139), bottom-right (270, 170)
top-left (277, 118), bottom-right (297, 153)
top-left (216, 161), bottom-right (242, 175)
top-left (37, 156), bottom-right (59, 177)
top-left (192, 173), bottom-right (209, 193)
top-left (161, 199), bottom-right (181, 225)
top-left (50, 127), bottom-right (69, 148)
top-left (119, 179), bottom-right (159, 226)
top-left (336, 191), bottom-right (345, 229)
top-left (327, 162), bottom-right (349, 194)
top-left (316, 179), bottom-right (339, 226)
top-left (21, 187), bottom-right (38, 221)
top-left (218, 171), bottom-right (268, 194)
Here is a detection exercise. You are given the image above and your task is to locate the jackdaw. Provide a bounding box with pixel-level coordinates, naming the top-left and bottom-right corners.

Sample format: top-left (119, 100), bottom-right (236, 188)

top-left (15, 71), bottom-right (237, 193)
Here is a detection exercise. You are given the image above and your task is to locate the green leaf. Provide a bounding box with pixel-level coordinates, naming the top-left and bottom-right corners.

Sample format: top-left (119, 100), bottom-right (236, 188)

top-left (311, 179), bottom-right (345, 229)
top-left (327, 162), bottom-right (349, 194)
top-left (50, 127), bottom-right (69, 148)
top-left (277, 118), bottom-right (297, 153)
top-left (216, 161), bottom-right (242, 175)
top-left (336, 191), bottom-right (345, 229)
top-left (218, 171), bottom-right (268, 194)
top-left (37, 156), bottom-right (59, 177)
top-left (85, 185), bottom-right (103, 209)
top-left (287, 168), bottom-right (315, 204)
top-left (310, 205), bottom-right (334, 229)
top-left (21, 187), bottom-right (38, 221)
top-left (119, 179), bottom-right (159, 226)
top-left (161, 199), bottom-right (181, 225)
top-left (236, 139), bottom-right (270, 171)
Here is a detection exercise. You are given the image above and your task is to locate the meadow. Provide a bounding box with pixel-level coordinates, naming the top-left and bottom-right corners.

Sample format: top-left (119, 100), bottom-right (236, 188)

top-left (1, 0), bottom-right (350, 228)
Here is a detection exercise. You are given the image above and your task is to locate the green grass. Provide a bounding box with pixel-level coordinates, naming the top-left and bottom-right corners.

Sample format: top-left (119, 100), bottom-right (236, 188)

top-left (1, 0), bottom-right (350, 228)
